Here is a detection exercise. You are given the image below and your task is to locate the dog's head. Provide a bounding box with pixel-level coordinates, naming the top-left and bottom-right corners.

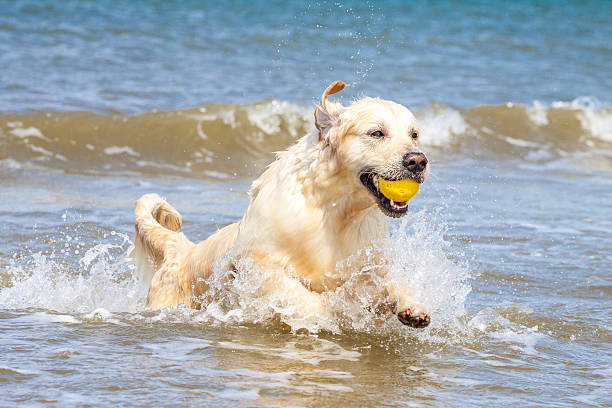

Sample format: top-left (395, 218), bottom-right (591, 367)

top-left (315, 81), bottom-right (429, 218)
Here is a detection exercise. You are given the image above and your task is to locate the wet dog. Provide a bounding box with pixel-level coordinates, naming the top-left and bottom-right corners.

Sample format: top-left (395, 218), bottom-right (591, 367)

top-left (134, 81), bottom-right (430, 328)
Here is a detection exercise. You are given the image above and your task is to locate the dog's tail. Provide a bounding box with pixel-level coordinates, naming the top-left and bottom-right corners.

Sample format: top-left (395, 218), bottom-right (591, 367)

top-left (133, 193), bottom-right (186, 285)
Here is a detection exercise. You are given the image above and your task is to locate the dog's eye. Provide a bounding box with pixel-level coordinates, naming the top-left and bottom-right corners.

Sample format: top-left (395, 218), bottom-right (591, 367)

top-left (411, 132), bottom-right (419, 140)
top-left (370, 130), bottom-right (385, 138)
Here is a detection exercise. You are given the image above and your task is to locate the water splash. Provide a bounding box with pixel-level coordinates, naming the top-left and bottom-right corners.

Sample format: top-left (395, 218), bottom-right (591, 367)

top-left (179, 206), bottom-right (472, 339)
top-left (0, 204), bottom-right (552, 354)
top-left (0, 205), bottom-right (471, 342)
top-left (0, 231), bottom-right (145, 314)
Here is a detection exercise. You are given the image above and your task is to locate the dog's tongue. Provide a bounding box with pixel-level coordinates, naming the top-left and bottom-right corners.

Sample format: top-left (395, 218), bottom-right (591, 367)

top-left (378, 178), bottom-right (420, 203)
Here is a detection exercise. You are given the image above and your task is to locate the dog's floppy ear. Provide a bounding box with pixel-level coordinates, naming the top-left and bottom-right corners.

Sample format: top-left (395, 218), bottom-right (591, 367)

top-left (315, 80), bottom-right (346, 142)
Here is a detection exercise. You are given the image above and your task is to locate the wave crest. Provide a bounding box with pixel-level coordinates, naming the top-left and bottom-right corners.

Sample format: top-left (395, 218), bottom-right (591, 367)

top-left (2, 98), bottom-right (611, 178)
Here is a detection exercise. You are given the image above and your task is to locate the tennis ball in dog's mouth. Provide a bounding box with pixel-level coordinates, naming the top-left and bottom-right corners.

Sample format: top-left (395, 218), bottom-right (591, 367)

top-left (378, 178), bottom-right (420, 203)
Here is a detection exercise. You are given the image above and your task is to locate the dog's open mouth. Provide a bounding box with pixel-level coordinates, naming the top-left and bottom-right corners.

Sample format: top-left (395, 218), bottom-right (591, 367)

top-left (360, 172), bottom-right (417, 218)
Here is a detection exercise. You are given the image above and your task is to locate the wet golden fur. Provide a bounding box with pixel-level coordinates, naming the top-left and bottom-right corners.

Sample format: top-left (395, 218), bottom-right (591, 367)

top-left (134, 81), bottom-right (431, 328)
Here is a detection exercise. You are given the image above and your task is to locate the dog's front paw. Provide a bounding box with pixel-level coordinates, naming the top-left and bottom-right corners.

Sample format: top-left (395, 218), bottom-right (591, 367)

top-left (397, 308), bottom-right (430, 328)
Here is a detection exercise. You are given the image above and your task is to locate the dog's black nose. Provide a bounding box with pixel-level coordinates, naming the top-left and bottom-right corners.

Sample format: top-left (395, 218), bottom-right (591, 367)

top-left (403, 152), bottom-right (428, 173)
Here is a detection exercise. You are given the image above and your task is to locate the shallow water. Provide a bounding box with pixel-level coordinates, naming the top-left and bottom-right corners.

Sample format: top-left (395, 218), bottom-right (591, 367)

top-left (1, 1), bottom-right (612, 407)
top-left (1, 154), bottom-right (610, 406)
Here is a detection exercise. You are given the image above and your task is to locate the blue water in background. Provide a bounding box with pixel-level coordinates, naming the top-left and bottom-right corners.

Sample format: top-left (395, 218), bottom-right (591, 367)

top-left (1, 0), bottom-right (611, 112)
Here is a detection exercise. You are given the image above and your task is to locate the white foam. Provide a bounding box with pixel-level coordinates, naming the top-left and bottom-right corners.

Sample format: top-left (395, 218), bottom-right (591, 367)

top-left (82, 308), bottom-right (123, 325)
top-left (552, 97), bottom-right (612, 143)
top-left (10, 311), bottom-right (79, 324)
top-left (468, 307), bottom-right (544, 355)
top-left (0, 158), bottom-right (22, 171)
top-left (103, 145), bottom-right (140, 157)
top-left (187, 100), bottom-right (310, 144)
top-left (417, 104), bottom-right (470, 147)
top-left (49, 314), bottom-right (80, 324)
top-left (504, 136), bottom-right (541, 148)
top-left (188, 107), bottom-right (237, 127)
top-left (246, 100), bottom-right (311, 138)
top-left (0, 237), bottom-right (146, 315)
top-left (9, 126), bottom-right (51, 141)
top-left (28, 144), bottom-right (54, 158)
top-left (488, 326), bottom-right (542, 355)
top-left (526, 100), bottom-right (549, 126)
top-left (216, 338), bottom-right (361, 366)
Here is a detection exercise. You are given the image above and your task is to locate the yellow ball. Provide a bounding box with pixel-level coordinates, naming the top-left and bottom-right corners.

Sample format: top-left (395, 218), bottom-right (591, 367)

top-left (378, 178), bottom-right (420, 202)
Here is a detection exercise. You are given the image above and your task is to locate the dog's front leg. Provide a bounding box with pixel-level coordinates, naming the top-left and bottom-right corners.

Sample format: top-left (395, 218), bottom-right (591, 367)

top-left (387, 283), bottom-right (430, 328)
top-left (367, 253), bottom-right (431, 329)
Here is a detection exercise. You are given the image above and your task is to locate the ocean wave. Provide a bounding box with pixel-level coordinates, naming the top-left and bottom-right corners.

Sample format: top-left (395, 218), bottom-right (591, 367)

top-left (1, 98), bottom-right (611, 178)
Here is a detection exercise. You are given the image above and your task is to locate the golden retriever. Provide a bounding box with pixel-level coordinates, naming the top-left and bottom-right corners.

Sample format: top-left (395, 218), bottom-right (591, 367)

top-left (134, 81), bottom-right (430, 328)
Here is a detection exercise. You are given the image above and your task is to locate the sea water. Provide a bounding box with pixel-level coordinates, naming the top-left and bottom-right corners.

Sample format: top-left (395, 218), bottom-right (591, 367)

top-left (1, 1), bottom-right (611, 406)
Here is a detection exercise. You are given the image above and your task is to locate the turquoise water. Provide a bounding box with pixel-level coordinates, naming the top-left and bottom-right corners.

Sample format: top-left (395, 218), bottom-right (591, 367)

top-left (1, 1), bottom-right (611, 407)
